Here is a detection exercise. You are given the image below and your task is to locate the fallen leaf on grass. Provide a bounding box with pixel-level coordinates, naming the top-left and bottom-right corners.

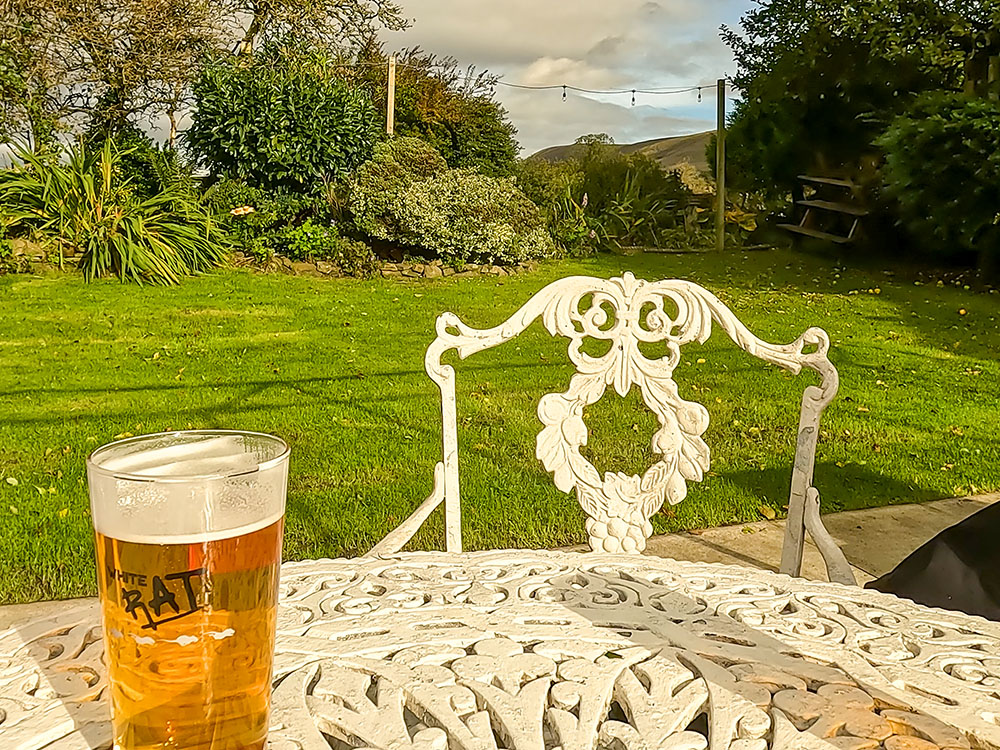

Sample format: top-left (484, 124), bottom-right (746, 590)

top-left (58, 508), bottom-right (69, 518)
top-left (4, 478), bottom-right (17, 486)
top-left (9, 506), bottom-right (17, 515)
top-left (759, 505), bottom-right (777, 521)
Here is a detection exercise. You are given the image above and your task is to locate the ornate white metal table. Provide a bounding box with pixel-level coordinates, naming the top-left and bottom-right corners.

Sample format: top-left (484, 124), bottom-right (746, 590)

top-left (2, 551), bottom-right (999, 749)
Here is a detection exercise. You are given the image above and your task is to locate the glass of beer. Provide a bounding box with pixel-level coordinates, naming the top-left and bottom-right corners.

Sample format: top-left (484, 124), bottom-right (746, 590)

top-left (87, 430), bottom-right (289, 750)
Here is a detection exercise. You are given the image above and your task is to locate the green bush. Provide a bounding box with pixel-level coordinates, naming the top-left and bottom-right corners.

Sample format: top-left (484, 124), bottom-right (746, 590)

top-left (0, 221), bottom-right (25, 274)
top-left (207, 179), bottom-right (312, 261)
top-left (877, 93), bottom-right (1000, 271)
top-left (575, 141), bottom-right (690, 240)
top-left (0, 142), bottom-right (227, 284)
top-left (515, 142), bottom-right (690, 252)
top-left (514, 158), bottom-right (601, 255)
top-left (348, 138), bottom-right (448, 240)
top-left (207, 178), bottom-right (378, 275)
top-left (515, 158), bottom-right (582, 221)
top-left (275, 220), bottom-right (378, 276)
top-left (188, 42), bottom-right (381, 190)
top-left (351, 137), bottom-right (554, 265)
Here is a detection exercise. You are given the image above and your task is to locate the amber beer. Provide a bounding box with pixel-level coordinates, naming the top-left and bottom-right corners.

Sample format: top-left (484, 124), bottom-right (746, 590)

top-left (88, 431), bottom-right (289, 750)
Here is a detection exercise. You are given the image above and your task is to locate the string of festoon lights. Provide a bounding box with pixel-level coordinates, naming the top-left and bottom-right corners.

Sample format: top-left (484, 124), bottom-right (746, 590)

top-left (322, 58), bottom-right (736, 107)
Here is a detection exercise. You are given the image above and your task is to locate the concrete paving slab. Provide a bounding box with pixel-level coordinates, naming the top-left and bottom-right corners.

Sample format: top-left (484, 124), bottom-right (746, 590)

top-left (642, 519), bottom-right (875, 584)
top-left (641, 493), bottom-right (998, 583)
top-left (821, 495), bottom-right (996, 577)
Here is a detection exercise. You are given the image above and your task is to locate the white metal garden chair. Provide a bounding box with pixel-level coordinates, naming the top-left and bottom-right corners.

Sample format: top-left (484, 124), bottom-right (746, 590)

top-left (369, 272), bottom-right (856, 585)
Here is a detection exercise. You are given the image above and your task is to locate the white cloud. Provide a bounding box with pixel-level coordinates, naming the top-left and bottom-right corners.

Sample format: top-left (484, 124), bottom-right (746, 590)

top-left (519, 58), bottom-right (620, 89)
top-left (383, 0), bottom-right (748, 154)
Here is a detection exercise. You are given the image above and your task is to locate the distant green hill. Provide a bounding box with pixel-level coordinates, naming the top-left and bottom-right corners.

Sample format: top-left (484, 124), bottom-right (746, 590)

top-left (530, 131), bottom-right (713, 172)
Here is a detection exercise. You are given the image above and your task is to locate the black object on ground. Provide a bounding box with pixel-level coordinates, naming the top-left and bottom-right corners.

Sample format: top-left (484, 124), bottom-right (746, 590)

top-left (866, 501), bottom-right (1000, 621)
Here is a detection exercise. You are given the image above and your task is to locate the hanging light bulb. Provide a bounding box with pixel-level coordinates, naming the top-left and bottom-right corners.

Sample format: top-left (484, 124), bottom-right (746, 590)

top-left (562, 85), bottom-right (567, 101)
top-left (698, 87), bottom-right (702, 103)
top-left (631, 89), bottom-right (636, 106)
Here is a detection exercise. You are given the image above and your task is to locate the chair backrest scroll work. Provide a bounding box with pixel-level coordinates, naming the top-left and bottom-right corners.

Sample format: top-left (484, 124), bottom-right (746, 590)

top-left (372, 273), bottom-right (855, 586)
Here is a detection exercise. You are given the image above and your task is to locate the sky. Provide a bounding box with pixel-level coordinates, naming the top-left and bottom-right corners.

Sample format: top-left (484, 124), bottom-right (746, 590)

top-left (381, 0), bottom-right (750, 155)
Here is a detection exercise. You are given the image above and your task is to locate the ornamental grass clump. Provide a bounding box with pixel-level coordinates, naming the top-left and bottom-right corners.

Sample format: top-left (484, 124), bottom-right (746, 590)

top-left (0, 142), bottom-right (227, 284)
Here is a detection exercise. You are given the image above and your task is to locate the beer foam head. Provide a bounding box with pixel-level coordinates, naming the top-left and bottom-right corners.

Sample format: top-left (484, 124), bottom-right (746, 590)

top-left (87, 431), bottom-right (289, 544)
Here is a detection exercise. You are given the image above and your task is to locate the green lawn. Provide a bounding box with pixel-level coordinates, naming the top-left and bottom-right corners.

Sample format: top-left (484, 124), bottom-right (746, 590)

top-left (1, 249), bottom-right (999, 603)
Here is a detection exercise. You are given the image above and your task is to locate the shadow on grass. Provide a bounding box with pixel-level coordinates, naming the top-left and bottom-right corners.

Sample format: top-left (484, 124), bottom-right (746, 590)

top-left (717, 462), bottom-right (945, 518)
top-left (0, 359), bottom-right (563, 428)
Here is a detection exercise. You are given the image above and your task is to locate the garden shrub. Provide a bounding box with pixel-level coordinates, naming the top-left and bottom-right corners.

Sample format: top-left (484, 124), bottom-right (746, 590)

top-left (349, 137), bottom-right (447, 241)
top-left (352, 137), bottom-right (554, 264)
top-left (0, 220), bottom-right (25, 274)
top-left (0, 142), bottom-right (227, 284)
top-left (514, 142), bottom-right (691, 253)
top-left (188, 42), bottom-right (381, 191)
top-left (207, 179), bottom-right (311, 261)
top-left (208, 178), bottom-right (378, 275)
top-left (574, 141), bottom-right (689, 234)
top-left (515, 158), bottom-right (583, 223)
top-left (877, 93), bottom-right (1000, 273)
top-left (274, 220), bottom-right (378, 276)
top-left (402, 168), bottom-right (554, 264)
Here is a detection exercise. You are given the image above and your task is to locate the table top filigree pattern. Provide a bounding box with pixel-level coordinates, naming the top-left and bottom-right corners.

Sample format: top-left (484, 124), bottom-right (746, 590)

top-left (1, 551), bottom-right (998, 749)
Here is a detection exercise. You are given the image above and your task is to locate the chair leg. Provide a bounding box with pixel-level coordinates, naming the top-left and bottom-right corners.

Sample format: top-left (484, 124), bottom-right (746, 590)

top-left (780, 484), bottom-right (807, 578)
top-left (803, 488), bottom-right (857, 586)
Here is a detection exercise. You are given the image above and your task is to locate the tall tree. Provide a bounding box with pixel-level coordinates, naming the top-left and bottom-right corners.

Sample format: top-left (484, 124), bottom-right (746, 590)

top-left (0, 0), bottom-right (408, 147)
top-left (338, 44), bottom-right (520, 176)
top-left (719, 0), bottom-right (1000, 194)
top-left (69, 0), bottom-right (222, 142)
top-left (0, 0), bottom-right (86, 149)
top-left (231, 0), bottom-right (409, 53)
top-left (724, 0), bottom-right (998, 95)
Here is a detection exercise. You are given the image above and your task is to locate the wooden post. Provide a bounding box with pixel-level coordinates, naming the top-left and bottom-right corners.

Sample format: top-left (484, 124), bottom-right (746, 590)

top-left (964, 57), bottom-right (978, 96)
top-left (715, 78), bottom-right (727, 252)
top-left (386, 54), bottom-right (397, 136)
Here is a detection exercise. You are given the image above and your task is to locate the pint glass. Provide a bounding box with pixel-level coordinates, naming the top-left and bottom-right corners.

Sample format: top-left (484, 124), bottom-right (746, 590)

top-left (87, 430), bottom-right (289, 750)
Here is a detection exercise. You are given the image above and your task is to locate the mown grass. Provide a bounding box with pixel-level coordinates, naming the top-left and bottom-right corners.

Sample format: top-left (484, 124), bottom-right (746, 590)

top-left (1, 249), bottom-right (998, 603)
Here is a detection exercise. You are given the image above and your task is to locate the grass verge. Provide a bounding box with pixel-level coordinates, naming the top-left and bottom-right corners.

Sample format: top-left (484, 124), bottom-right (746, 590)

top-left (1, 249), bottom-right (998, 602)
